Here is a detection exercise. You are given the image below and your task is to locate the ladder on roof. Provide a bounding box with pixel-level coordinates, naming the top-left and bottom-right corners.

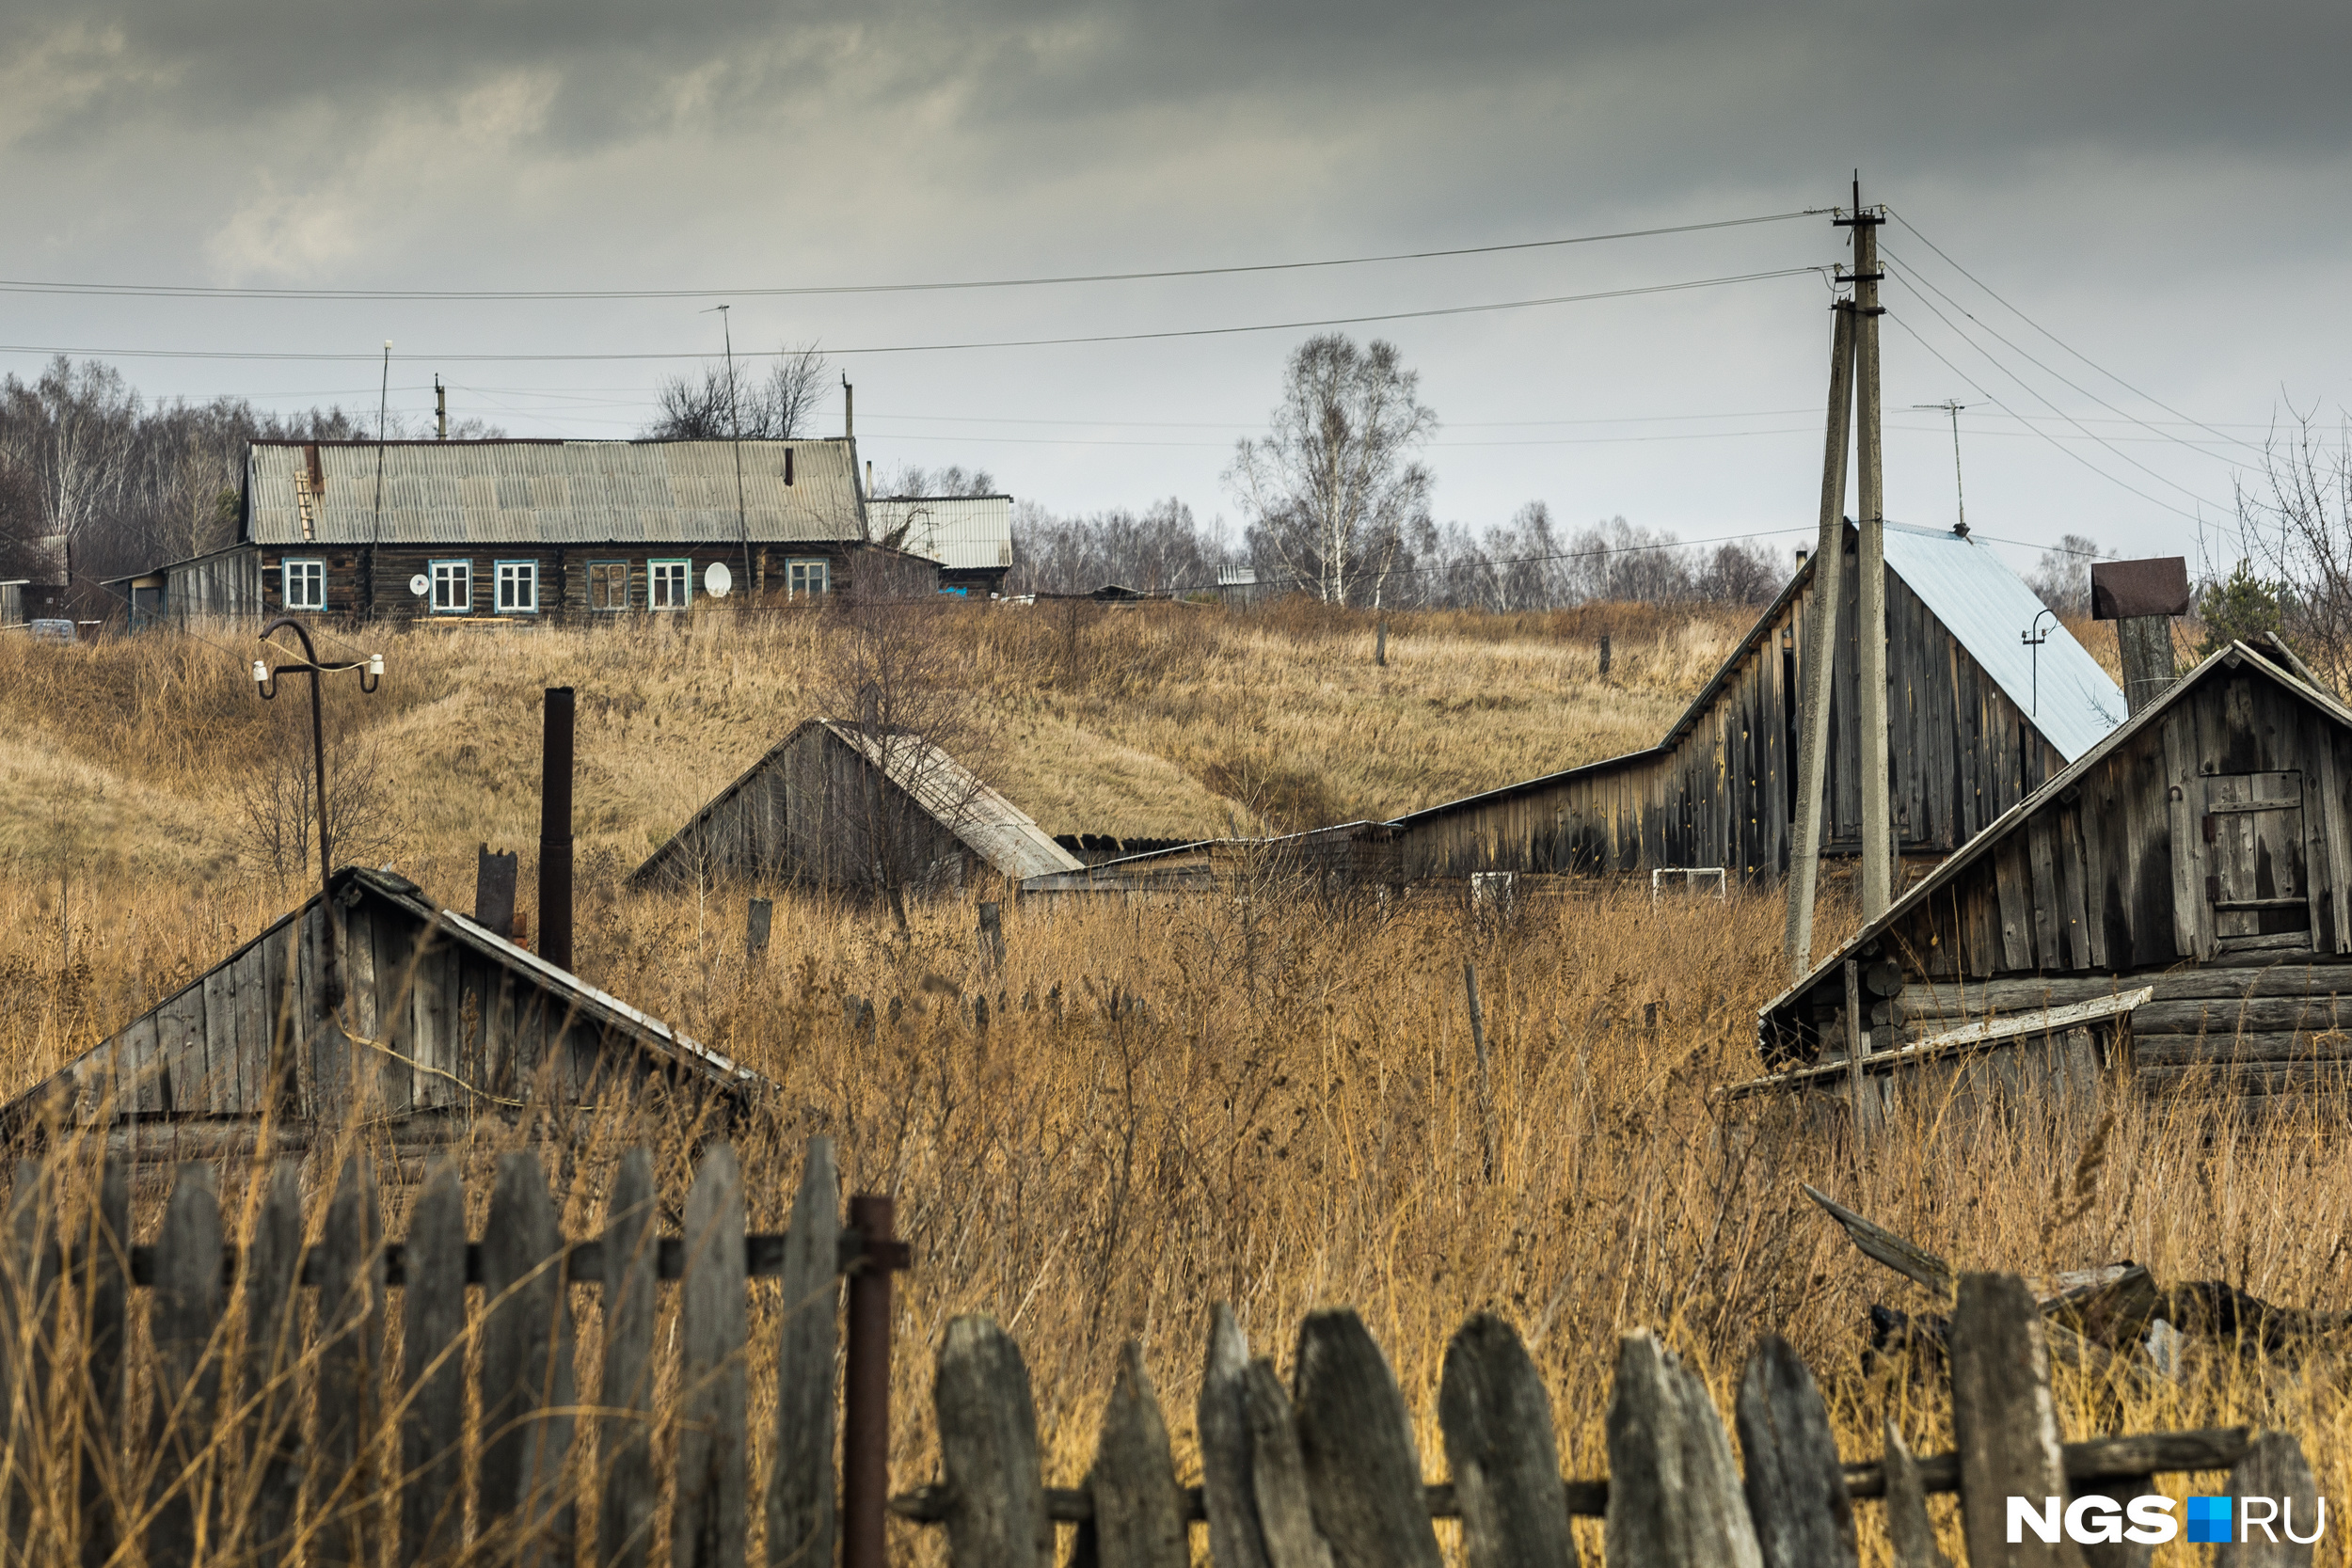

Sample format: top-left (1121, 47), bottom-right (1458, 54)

top-left (294, 466), bottom-right (316, 542)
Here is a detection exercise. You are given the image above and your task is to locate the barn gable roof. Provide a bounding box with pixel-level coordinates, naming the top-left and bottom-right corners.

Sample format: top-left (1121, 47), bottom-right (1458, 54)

top-left (633, 719), bottom-right (1083, 887)
top-left (5, 866), bottom-right (757, 1132)
top-left (245, 438), bottom-right (866, 547)
top-left (1754, 639), bottom-right (2350, 1034)
top-left (1388, 523), bottom-right (2122, 832)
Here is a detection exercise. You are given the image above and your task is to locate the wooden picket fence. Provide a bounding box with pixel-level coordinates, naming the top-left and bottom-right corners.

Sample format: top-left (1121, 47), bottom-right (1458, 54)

top-left (0, 1136), bottom-right (880, 1568)
top-left (891, 1279), bottom-right (2315, 1568)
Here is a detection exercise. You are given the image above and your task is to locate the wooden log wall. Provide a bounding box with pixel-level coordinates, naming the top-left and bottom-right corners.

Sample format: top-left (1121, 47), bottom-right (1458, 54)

top-left (1392, 553), bottom-right (2063, 883)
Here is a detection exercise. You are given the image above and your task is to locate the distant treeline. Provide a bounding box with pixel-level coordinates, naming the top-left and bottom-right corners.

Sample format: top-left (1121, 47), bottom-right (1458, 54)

top-left (1009, 498), bottom-right (1792, 609)
top-left (0, 356), bottom-right (499, 588)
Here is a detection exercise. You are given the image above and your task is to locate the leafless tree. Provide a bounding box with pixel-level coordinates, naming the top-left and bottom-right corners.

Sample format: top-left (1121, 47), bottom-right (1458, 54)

top-left (2024, 533), bottom-right (2110, 615)
top-left (1008, 497), bottom-right (1234, 594)
top-left (816, 592), bottom-right (997, 934)
top-left (2237, 408), bottom-right (2352, 692)
top-left (237, 729), bottom-right (408, 885)
top-left (0, 356), bottom-right (138, 577)
top-left (645, 343), bottom-right (830, 440)
top-left (1229, 334), bottom-right (1436, 605)
top-left (874, 463), bottom-right (998, 498)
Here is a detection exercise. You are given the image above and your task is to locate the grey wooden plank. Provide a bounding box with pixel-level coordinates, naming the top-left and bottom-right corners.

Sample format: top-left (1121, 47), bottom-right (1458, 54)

top-left (149, 985), bottom-right (199, 1116)
top-left (1244, 1359), bottom-right (1333, 1568)
top-left (601, 1149), bottom-right (660, 1568)
top-left (198, 962), bottom-right (231, 1115)
top-left (407, 946), bottom-right (450, 1121)
top-left (233, 944), bottom-right (269, 1114)
top-left (312, 1153), bottom-right (386, 1568)
top-left (146, 1162), bottom-right (223, 1568)
top-left (399, 1159), bottom-right (467, 1566)
top-left (935, 1315), bottom-right (1050, 1568)
top-left (75, 1155), bottom-right (130, 1568)
top-left (1880, 1422), bottom-right (1949, 1568)
top-left (92, 1026), bottom-right (137, 1126)
top-left (676, 1142), bottom-right (749, 1568)
top-left (2162, 717), bottom-right (2207, 959)
top-left (1949, 1273), bottom-right (2082, 1567)
top-left (1602, 1331), bottom-right (1761, 1568)
top-left (233, 1163), bottom-right (303, 1566)
top-left (259, 925), bottom-right (296, 1117)
top-left (373, 905), bottom-right (419, 1109)
top-left (766, 1138), bottom-right (839, 1568)
top-left (1291, 1308), bottom-right (1441, 1568)
top-left (1734, 1335), bottom-right (1853, 1568)
top-left (1084, 1342), bottom-right (1187, 1568)
top-left (2214, 1431), bottom-right (2321, 1566)
top-left (2027, 813), bottom-right (2063, 973)
top-left (1197, 1306), bottom-right (1271, 1568)
top-left (2315, 734), bottom-right (2352, 953)
top-left (479, 1148), bottom-right (577, 1560)
top-left (300, 905), bottom-right (333, 1118)
top-left (345, 903), bottom-right (405, 1117)
top-left (1438, 1312), bottom-right (1578, 1568)
top-left (1994, 837), bottom-right (2034, 973)
top-left (0, 1163), bottom-right (49, 1544)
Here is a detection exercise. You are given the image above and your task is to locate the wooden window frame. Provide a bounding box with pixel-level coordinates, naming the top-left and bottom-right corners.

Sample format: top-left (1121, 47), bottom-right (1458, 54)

top-left (648, 558), bottom-right (691, 610)
top-left (494, 559), bottom-right (540, 614)
top-left (281, 557), bottom-right (327, 612)
top-left (786, 558), bottom-right (831, 598)
top-left (429, 559), bottom-right (473, 615)
top-left (588, 560), bottom-right (630, 612)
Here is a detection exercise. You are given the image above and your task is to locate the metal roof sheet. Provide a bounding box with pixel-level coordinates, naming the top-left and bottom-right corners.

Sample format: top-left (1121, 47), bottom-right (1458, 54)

top-left (867, 496), bottom-right (1013, 572)
top-left (1880, 523), bottom-right (2123, 761)
top-left (247, 439), bottom-right (866, 546)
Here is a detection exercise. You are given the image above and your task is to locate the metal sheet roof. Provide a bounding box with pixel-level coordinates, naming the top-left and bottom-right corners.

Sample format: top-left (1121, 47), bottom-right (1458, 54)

top-left (247, 439), bottom-right (866, 546)
top-left (867, 496), bottom-right (1013, 572)
top-left (1880, 523), bottom-right (2123, 761)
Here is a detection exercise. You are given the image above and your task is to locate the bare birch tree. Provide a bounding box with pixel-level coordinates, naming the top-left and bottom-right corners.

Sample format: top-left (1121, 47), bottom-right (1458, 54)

top-left (2236, 407), bottom-right (2352, 693)
top-left (1228, 335), bottom-right (1436, 604)
top-left (646, 343), bottom-right (830, 439)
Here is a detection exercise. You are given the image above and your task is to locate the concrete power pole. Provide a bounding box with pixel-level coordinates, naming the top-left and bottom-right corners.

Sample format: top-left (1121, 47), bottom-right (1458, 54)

top-left (1844, 178), bottom-right (1894, 921)
top-left (1784, 298), bottom-right (1857, 975)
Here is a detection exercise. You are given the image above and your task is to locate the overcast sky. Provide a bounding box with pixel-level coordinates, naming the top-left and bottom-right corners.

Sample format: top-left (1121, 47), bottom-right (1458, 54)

top-left (8, 0), bottom-right (2351, 577)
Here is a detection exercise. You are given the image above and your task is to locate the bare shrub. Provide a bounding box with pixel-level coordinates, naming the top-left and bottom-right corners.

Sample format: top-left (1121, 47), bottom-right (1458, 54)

top-left (236, 729), bottom-right (406, 884)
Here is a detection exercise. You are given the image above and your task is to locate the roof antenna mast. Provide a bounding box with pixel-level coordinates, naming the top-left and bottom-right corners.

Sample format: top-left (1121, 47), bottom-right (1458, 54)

top-left (705, 304), bottom-right (753, 596)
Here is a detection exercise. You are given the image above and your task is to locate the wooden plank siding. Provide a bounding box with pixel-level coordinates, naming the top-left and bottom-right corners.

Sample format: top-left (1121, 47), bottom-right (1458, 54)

top-left (1392, 549), bottom-right (2068, 882)
top-left (3, 868), bottom-right (753, 1153)
top-left (1759, 650), bottom-right (2352, 1090)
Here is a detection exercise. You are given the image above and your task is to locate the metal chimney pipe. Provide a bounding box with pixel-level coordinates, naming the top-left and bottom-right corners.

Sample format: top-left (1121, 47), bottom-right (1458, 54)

top-left (539, 687), bottom-right (575, 970)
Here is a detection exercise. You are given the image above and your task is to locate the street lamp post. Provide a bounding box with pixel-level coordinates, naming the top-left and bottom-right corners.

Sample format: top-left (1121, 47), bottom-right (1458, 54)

top-left (255, 616), bottom-right (381, 1013)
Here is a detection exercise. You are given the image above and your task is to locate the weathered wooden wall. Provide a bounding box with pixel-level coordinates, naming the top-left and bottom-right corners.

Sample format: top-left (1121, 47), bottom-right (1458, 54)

top-left (35, 883), bottom-right (710, 1149)
top-left (165, 548), bottom-right (263, 619)
top-left (637, 725), bottom-right (977, 894)
top-left (1392, 549), bottom-right (2065, 882)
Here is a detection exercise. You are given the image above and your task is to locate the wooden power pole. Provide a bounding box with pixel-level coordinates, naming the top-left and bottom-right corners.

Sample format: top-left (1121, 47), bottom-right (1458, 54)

top-left (1783, 298), bottom-right (1856, 975)
top-left (1845, 179), bottom-right (1893, 922)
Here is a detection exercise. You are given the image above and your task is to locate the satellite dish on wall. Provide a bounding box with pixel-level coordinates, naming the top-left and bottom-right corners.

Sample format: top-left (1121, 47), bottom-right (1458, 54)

top-left (407, 574), bottom-right (430, 596)
top-left (705, 562), bottom-right (733, 597)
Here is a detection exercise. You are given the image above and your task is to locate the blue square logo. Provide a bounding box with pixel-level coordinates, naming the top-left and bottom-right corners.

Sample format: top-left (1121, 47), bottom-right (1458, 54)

top-left (2186, 1496), bottom-right (2233, 1544)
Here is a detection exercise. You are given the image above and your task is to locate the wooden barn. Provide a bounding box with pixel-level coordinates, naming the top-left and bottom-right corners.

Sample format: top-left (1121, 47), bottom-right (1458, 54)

top-left (2, 866), bottom-right (757, 1163)
top-left (1385, 522), bottom-right (2123, 883)
top-left (630, 719), bottom-right (1083, 894)
top-left (103, 436), bottom-right (944, 625)
top-left (1743, 638), bottom-right (2352, 1111)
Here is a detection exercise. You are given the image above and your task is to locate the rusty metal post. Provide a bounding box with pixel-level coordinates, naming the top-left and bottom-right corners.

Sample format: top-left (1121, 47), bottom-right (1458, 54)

top-left (539, 687), bottom-right (575, 971)
top-left (843, 1195), bottom-right (901, 1568)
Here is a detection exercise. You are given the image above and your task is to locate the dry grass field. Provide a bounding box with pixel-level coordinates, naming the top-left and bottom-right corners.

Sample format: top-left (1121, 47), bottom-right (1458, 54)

top-left (3, 599), bottom-right (2335, 1567)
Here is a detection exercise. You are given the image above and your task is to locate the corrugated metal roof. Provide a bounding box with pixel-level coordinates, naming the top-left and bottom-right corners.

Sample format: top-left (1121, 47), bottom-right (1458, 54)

top-left (246, 439), bottom-right (866, 546)
top-left (824, 721), bottom-right (1082, 880)
top-left (1881, 523), bottom-right (2123, 761)
top-left (867, 496), bottom-right (1013, 572)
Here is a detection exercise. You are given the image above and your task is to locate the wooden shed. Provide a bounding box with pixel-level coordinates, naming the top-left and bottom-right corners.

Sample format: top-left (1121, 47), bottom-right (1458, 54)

top-left (1744, 639), bottom-right (2352, 1108)
top-left (630, 719), bottom-right (1083, 894)
top-left (1385, 523), bottom-right (2123, 883)
top-left (2, 866), bottom-right (757, 1162)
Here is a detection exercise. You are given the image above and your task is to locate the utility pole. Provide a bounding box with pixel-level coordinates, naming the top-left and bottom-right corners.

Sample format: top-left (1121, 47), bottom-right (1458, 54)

top-left (1915, 400), bottom-right (1967, 533)
top-left (1840, 175), bottom-right (1893, 922)
top-left (1784, 297), bottom-right (1857, 975)
top-left (372, 341), bottom-right (391, 552)
top-left (435, 375), bottom-right (448, 440)
top-left (707, 304), bottom-right (752, 594)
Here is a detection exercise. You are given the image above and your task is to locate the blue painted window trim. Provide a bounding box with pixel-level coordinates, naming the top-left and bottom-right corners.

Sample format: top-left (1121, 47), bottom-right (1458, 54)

top-left (282, 557), bottom-right (327, 611)
top-left (429, 559), bottom-right (473, 614)
top-left (648, 558), bottom-right (692, 610)
top-left (494, 559), bottom-right (540, 614)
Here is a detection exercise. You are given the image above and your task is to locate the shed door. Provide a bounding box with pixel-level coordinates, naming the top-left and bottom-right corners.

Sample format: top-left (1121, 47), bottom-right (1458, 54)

top-left (2203, 771), bottom-right (2311, 949)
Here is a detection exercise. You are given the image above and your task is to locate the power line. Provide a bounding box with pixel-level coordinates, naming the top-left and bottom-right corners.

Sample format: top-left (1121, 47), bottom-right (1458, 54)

top-left (0, 267), bottom-right (1823, 365)
top-left (0, 212), bottom-right (1820, 304)
top-left (1886, 211), bottom-right (2266, 459)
